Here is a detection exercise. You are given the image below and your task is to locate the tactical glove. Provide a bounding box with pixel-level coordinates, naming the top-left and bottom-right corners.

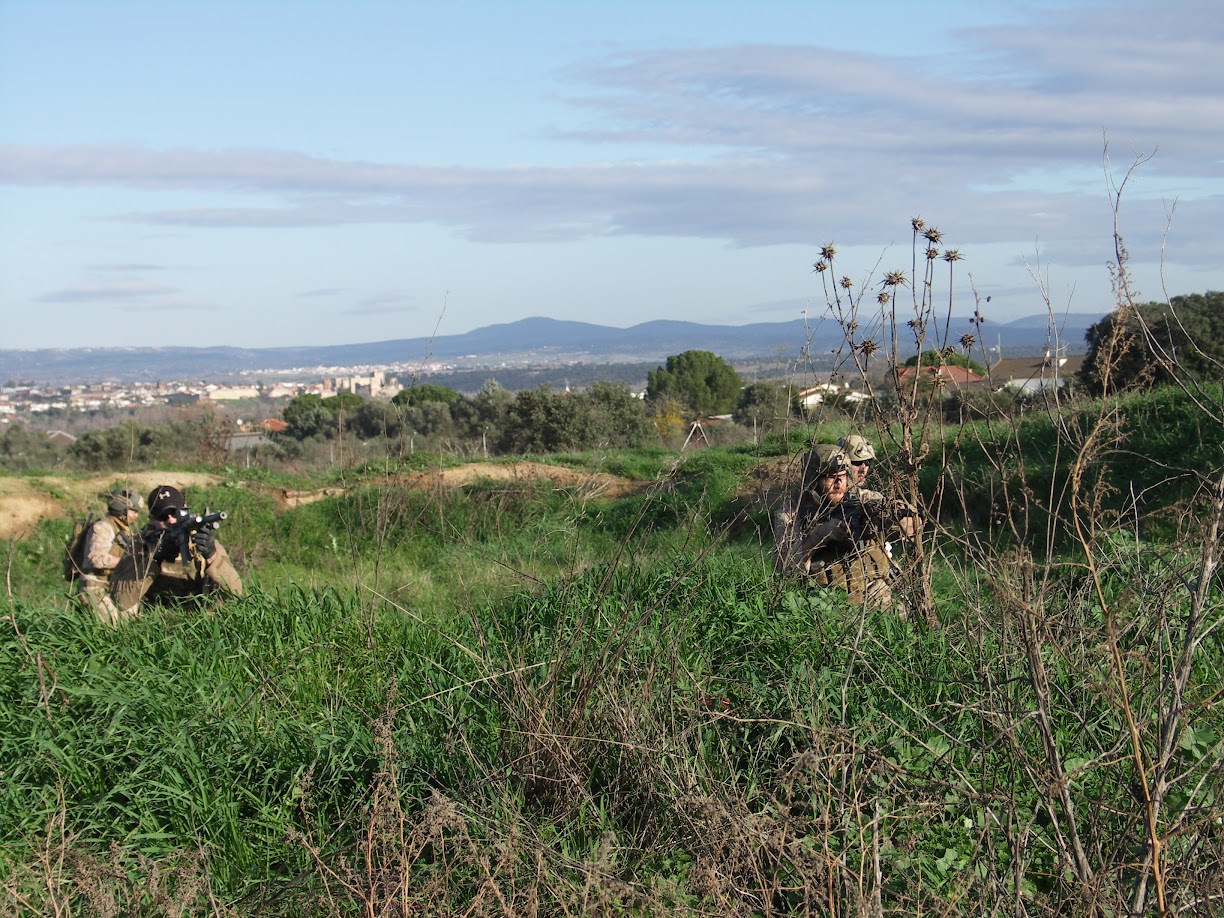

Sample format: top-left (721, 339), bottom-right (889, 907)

top-left (192, 528), bottom-right (217, 561)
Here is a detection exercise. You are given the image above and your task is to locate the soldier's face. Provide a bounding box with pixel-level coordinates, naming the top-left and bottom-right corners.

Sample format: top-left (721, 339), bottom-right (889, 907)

top-left (126, 508), bottom-right (139, 524)
top-left (816, 471), bottom-right (848, 503)
top-left (851, 460), bottom-right (869, 485)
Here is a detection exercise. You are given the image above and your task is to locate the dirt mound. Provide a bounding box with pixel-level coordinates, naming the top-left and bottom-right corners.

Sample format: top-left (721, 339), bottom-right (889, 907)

top-left (0, 472), bottom-right (223, 540)
top-left (402, 460), bottom-right (645, 499)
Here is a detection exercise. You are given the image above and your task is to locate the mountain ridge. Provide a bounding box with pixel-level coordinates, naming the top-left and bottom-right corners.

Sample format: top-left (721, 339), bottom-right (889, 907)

top-left (1, 313), bottom-right (1106, 386)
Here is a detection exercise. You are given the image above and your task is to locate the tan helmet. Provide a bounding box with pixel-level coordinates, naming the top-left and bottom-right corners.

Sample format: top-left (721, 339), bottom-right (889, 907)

top-left (839, 434), bottom-right (876, 462)
top-left (802, 444), bottom-right (851, 490)
top-left (107, 487), bottom-right (144, 516)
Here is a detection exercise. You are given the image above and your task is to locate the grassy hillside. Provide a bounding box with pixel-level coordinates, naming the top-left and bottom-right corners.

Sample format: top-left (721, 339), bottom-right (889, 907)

top-left (3, 386), bottom-right (1222, 915)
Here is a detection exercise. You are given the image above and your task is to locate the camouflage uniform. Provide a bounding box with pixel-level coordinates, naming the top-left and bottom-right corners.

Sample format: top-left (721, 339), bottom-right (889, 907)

top-left (110, 536), bottom-right (243, 616)
top-left (76, 488), bottom-right (142, 627)
top-left (109, 485), bottom-right (243, 618)
top-left (773, 445), bottom-right (913, 609)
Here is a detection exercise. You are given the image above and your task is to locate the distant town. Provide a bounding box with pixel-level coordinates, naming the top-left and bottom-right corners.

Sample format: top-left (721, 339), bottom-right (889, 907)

top-left (0, 366), bottom-right (423, 426)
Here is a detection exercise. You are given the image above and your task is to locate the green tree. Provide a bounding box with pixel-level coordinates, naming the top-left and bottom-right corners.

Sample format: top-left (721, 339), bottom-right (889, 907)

top-left (350, 400), bottom-right (403, 440)
top-left (392, 383), bottom-right (461, 408)
top-left (646, 350), bottom-right (742, 417)
top-left (280, 394), bottom-right (330, 440)
top-left (733, 381), bottom-right (794, 431)
top-left (498, 387), bottom-right (588, 454)
top-left (404, 400), bottom-right (455, 440)
top-left (904, 349), bottom-right (987, 375)
top-left (452, 380), bottom-right (512, 450)
top-left (1079, 292), bottom-right (1224, 395)
top-left (585, 381), bottom-right (657, 448)
top-left (0, 424), bottom-right (65, 471)
top-left (280, 391), bottom-right (367, 440)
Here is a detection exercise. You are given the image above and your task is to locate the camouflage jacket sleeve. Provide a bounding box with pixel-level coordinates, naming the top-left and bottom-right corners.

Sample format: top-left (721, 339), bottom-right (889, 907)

top-left (85, 517), bottom-right (125, 572)
top-left (204, 541), bottom-right (244, 596)
top-left (108, 547), bottom-right (157, 614)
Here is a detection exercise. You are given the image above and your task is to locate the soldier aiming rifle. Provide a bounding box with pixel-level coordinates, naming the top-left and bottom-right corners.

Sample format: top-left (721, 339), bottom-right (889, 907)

top-left (110, 485), bottom-right (243, 619)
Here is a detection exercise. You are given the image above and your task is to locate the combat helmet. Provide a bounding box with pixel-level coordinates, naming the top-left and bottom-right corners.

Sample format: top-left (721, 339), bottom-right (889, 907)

top-left (839, 434), bottom-right (876, 462)
top-left (107, 487), bottom-right (144, 516)
top-left (801, 443), bottom-right (851, 491)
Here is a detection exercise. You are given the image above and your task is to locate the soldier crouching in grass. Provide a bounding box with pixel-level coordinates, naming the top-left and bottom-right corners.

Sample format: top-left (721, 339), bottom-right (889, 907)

top-left (75, 488), bottom-right (144, 626)
top-left (772, 444), bottom-right (919, 612)
top-left (110, 485), bottom-right (243, 619)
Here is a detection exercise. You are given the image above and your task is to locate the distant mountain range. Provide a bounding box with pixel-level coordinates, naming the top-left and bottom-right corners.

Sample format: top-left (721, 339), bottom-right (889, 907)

top-left (0, 313), bottom-right (1106, 386)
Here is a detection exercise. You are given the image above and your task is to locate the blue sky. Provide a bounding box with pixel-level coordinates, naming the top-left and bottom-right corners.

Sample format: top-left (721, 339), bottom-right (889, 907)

top-left (1, 0), bottom-right (1220, 351)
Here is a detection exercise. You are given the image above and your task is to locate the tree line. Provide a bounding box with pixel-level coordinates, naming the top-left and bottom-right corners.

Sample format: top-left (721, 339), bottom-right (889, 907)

top-left (273, 350), bottom-right (806, 455)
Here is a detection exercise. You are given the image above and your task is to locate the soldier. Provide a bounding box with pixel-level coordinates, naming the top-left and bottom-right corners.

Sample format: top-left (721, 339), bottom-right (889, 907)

top-left (839, 434), bottom-right (881, 497)
top-left (110, 485), bottom-right (243, 617)
top-left (75, 488), bottom-right (143, 626)
top-left (772, 444), bottom-right (917, 610)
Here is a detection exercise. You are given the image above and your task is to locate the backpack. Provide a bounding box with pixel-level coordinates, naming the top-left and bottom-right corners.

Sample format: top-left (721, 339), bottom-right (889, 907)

top-left (63, 515), bottom-right (97, 583)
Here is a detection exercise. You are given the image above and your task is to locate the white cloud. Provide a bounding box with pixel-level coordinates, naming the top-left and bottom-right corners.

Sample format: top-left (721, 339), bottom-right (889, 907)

top-left (35, 279), bottom-right (178, 302)
top-left (343, 293), bottom-right (417, 316)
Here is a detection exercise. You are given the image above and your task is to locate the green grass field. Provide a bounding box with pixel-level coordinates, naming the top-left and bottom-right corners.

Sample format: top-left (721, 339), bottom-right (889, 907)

top-left (3, 386), bottom-right (1223, 915)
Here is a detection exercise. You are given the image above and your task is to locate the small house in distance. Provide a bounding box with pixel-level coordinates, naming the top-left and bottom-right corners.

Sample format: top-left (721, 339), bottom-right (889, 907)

top-left (796, 381), bottom-right (872, 409)
top-left (988, 353), bottom-right (1085, 393)
top-left (894, 364), bottom-right (984, 389)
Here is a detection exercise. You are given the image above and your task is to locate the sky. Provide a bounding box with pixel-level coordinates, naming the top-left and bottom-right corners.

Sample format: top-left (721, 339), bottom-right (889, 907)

top-left (1, 0), bottom-right (1220, 351)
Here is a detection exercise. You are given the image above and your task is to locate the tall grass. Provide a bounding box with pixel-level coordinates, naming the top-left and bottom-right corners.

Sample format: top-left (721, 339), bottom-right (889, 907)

top-left (4, 380), bottom-right (1224, 914)
top-left (7, 540), bottom-right (1220, 913)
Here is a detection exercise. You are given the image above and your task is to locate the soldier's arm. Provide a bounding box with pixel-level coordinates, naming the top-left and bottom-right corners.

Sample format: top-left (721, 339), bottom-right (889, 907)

top-left (85, 520), bottom-right (122, 571)
top-left (203, 542), bottom-right (244, 596)
top-left (862, 497), bottom-right (920, 540)
top-left (108, 551), bottom-right (155, 614)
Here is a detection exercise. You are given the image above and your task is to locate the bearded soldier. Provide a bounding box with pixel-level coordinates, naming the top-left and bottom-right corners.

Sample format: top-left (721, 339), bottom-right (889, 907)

top-left (110, 485), bottom-right (243, 617)
top-left (75, 488), bottom-right (143, 626)
top-left (772, 444), bottom-right (918, 609)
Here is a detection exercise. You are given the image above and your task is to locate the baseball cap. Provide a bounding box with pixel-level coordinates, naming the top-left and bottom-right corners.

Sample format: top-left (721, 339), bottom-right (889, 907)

top-left (147, 485), bottom-right (186, 519)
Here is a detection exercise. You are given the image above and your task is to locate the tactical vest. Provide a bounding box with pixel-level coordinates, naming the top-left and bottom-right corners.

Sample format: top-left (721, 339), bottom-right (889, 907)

top-left (809, 539), bottom-right (892, 605)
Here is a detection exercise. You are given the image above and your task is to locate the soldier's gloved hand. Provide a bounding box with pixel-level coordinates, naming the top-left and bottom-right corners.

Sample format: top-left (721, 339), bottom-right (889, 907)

top-left (192, 528), bottom-right (217, 561)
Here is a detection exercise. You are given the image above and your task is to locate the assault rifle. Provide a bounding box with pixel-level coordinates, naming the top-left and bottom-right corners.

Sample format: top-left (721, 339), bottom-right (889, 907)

top-left (148, 508), bottom-right (228, 567)
top-left (839, 495), bottom-right (915, 545)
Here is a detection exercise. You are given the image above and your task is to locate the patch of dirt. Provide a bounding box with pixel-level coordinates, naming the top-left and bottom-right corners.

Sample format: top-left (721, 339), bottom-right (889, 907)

top-left (732, 454), bottom-right (803, 515)
top-left (399, 460), bottom-right (647, 500)
top-left (1, 458), bottom-right (797, 541)
top-left (275, 487), bottom-right (348, 510)
top-left (0, 472), bottom-right (223, 540)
